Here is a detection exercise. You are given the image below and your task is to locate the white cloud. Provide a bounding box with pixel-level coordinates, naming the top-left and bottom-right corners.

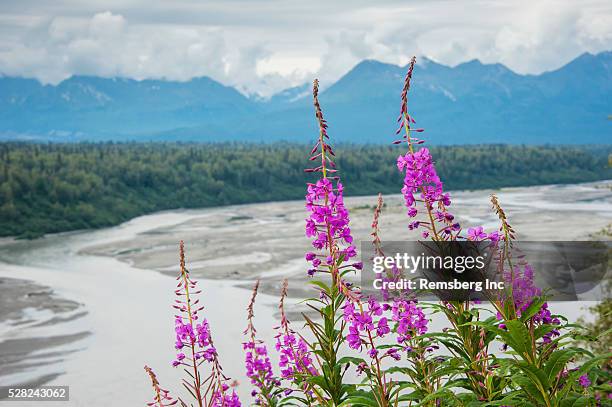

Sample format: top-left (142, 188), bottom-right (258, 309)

top-left (0, 1), bottom-right (610, 96)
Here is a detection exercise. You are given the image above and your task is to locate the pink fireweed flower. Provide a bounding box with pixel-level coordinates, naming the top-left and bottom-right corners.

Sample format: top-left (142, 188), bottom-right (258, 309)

top-left (305, 179), bottom-right (356, 259)
top-left (397, 147), bottom-right (444, 207)
top-left (465, 226), bottom-right (501, 242)
top-left (394, 57), bottom-right (459, 241)
top-left (305, 179), bottom-right (354, 247)
top-left (172, 241), bottom-right (241, 407)
top-left (342, 295), bottom-right (398, 402)
top-left (342, 297), bottom-right (391, 354)
top-left (211, 384), bottom-right (241, 407)
top-left (243, 281), bottom-right (279, 404)
top-left (396, 145), bottom-right (459, 240)
top-left (172, 243), bottom-right (216, 367)
top-left (144, 365), bottom-right (178, 407)
top-left (391, 299), bottom-right (428, 345)
top-left (396, 59), bottom-right (499, 244)
top-left (275, 280), bottom-right (318, 383)
top-left (578, 374), bottom-right (591, 388)
top-left (305, 80), bottom-right (360, 294)
top-left (498, 264), bottom-right (560, 342)
top-left (243, 342), bottom-right (276, 397)
top-left (173, 317), bottom-right (216, 364)
top-left (487, 231), bottom-right (501, 242)
top-left (467, 226), bottom-right (487, 241)
top-left (276, 334), bottom-right (318, 379)
top-left (399, 58), bottom-right (501, 245)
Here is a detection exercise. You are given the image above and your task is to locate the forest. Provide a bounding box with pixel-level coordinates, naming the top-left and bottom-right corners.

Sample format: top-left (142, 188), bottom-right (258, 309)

top-left (0, 142), bottom-right (610, 238)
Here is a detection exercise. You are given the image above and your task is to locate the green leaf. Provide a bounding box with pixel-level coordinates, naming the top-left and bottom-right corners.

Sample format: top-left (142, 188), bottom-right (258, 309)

top-left (559, 396), bottom-right (590, 407)
top-left (520, 297), bottom-right (546, 322)
top-left (533, 323), bottom-right (558, 341)
top-left (558, 351), bottom-right (612, 401)
top-left (337, 356), bottom-right (366, 366)
top-left (414, 388), bottom-right (457, 406)
top-left (512, 375), bottom-right (546, 405)
top-left (516, 361), bottom-right (551, 392)
top-left (309, 280), bottom-right (331, 294)
top-left (544, 349), bottom-right (576, 382)
top-left (499, 320), bottom-right (534, 360)
top-left (338, 391), bottom-right (379, 407)
top-left (307, 375), bottom-right (329, 390)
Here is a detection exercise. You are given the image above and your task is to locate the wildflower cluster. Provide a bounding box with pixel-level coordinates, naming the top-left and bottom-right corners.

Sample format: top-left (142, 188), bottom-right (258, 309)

top-left (172, 318), bottom-right (216, 366)
top-left (390, 299), bottom-right (428, 344)
top-left (145, 56), bottom-right (610, 407)
top-left (211, 385), bottom-right (241, 407)
top-left (397, 147), bottom-right (453, 233)
top-left (149, 241), bottom-right (240, 407)
top-left (466, 225), bottom-right (500, 242)
top-left (394, 58), bottom-right (458, 240)
top-left (304, 79), bottom-right (361, 281)
top-left (500, 263), bottom-right (560, 342)
top-left (304, 178), bottom-right (357, 274)
top-left (343, 298), bottom-right (390, 354)
top-left (276, 334), bottom-right (317, 380)
top-left (172, 241), bottom-right (217, 367)
top-left (243, 343), bottom-right (274, 391)
top-left (275, 280), bottom-right (318, 388)
top-left (243, 280), bottom-right (279, 405)
top-left (395, 57), bottom-right (505, 245)
top-left (299, 80), bottom-right (365, 404)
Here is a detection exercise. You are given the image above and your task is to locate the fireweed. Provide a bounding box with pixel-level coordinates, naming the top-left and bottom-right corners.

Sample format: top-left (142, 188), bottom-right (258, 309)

top-left (145, 365), bottom-right (178, 407)
top-left (299, 78), bottom-right (364, 405)
top-left (243, 280), bottom-right (281, 406)
top-left (275, 279), bottom-right (320, 403)
top-left (145, 59), bottom-right (611, 406)
top-left (145, 241), bottom-right (241, 407)
top-left (370, 193), bottom-right (408, 303)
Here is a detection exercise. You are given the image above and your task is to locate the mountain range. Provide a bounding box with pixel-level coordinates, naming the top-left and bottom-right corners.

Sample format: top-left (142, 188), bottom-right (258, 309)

top-left (1, 51), bottom-right (610, 144)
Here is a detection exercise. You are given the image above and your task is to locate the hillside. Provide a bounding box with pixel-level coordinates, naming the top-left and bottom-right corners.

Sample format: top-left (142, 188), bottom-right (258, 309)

top-left (0, 142), bottom-right (610, 238)
top-left (0, 52), bottom-right (610, 144)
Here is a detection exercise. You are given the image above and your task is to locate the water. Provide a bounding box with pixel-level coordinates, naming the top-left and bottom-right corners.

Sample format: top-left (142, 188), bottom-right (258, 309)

top-left (0, 211), bottom-right (282, 406)
top-left (0, 182), bottom-right (609, 405)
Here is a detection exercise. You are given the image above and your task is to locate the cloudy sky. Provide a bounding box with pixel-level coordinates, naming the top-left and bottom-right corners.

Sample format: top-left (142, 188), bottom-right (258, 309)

top-left (0, 0), bottom-right (611, 96)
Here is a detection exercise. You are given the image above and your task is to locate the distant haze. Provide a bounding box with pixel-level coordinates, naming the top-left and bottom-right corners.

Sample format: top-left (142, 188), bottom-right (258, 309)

top-left (0, 51), bottom-right (610, 144)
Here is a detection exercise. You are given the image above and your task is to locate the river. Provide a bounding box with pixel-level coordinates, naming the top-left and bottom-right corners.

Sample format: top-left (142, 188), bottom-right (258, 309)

top-left (0, 182), bottom-right (610, 406)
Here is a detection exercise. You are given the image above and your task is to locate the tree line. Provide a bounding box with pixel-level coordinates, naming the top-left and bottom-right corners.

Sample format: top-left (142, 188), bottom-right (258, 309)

top-left (0, 142), bottom-right (609, 238)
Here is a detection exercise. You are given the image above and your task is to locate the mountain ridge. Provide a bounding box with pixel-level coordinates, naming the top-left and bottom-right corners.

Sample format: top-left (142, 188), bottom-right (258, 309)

top-left (0, 51), bottom-right (610, 144)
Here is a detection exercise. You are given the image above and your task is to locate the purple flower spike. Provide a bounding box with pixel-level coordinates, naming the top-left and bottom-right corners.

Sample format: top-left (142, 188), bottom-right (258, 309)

top-left (391, 299), bottom-right (428, 344)
top-left (467, 226), bottom-right (487, 241)
top-left (395, 57), bottom-right (459, 241)
top-left (276, 280), bottom-right (319, 385)
top-left (578, 374), bottom-right (591, 388)
top-left (304, 80), bottom-right (361, 300)
top-left (168, 241), bottom-right (241, 406)
top-left (243, 281), bottom-right (278, 405)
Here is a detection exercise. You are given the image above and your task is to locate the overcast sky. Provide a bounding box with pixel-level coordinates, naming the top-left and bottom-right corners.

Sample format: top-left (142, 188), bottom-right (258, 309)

top-left (0, 0), bottom-right (610, 96)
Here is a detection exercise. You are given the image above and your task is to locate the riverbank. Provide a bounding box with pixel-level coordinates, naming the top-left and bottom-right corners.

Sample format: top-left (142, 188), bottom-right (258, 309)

top-left (0, 181), bottom-right (610, 405)
top-left (83, 180), bottom-right (612, 295)
top-left (2, 142), bottom-right (610, 239)
top-left (0, 277), bottom-right (88, 383)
